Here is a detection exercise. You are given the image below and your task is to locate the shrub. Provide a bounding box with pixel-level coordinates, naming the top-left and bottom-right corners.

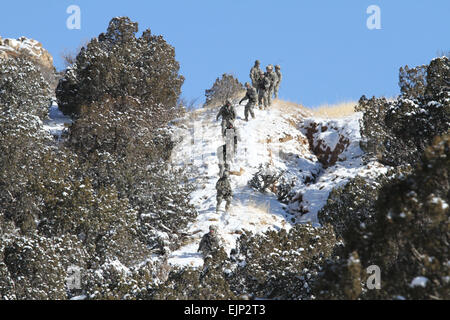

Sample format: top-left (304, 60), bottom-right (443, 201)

top-left (248, 163), bottom-right (284, 194)
top-left (1, 234), bottom-right (87, 300)
top-left (0, 57), bottom-right (51, 119)
top-left (226, 224), bottom-right (337, 299)
top-left (151, 253), bottom-right (236, 300)
top-left (67, 96), bottom-right (197, 254)
top-left (0, 109), bottom-right (53, 234)
top-left (356, 57), bottom-right (449, 166)
top-left (56, 17), bottom-right (184, 117)
top-left (399, 64), bottom-right (427, 100)
top-left (314, 135), bottom-right (449, 300)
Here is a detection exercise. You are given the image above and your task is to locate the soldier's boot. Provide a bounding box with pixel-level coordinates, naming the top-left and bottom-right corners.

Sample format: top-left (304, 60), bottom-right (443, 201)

top-left (216, 198), bottom-right (222, 213)
top-left (258, 95), bottom-right (264, 110)
top-left (225, 201), bottom-right (231, 212)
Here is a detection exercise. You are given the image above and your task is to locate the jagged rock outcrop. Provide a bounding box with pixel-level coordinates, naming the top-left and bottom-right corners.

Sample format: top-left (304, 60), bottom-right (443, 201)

top-left (0, 36), bottom-right (59, 89)
top-left (0, 36), bottom-right (54, 70)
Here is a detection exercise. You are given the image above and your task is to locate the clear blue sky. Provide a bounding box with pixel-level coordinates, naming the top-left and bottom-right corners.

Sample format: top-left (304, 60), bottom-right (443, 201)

top-left (1, 0), bottom-right (449, 107)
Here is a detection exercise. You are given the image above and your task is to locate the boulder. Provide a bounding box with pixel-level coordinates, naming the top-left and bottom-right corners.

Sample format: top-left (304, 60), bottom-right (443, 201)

top-left (0, 36), bottom-right (54, 71)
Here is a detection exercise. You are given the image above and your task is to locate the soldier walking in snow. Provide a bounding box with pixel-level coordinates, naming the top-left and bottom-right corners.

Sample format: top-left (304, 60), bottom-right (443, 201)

top-left (250, 60), bottom-right (262, 93)
top-left (257, 70), bottom-right (270, 110)
top-left (198, 225), bottom-right (221, 257)
top-left (224, 119), bottom-right (241, 150)
top-left (216, 170), bottom-right (232, 213)
top-left (240, 82), bottom-right (257, 121)
top-left (274, 65), bottom-right (282, 99)
top-left (266, 65), bottom-right (278, 106)
top-left (216, 99), bottom-right (237, 137)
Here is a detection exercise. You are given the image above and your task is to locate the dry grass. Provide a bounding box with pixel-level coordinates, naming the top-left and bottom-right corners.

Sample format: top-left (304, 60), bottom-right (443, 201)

top-left (271, 99), bottom-right (312, 118)
top-left (309, 101), bottom-right (357, 118)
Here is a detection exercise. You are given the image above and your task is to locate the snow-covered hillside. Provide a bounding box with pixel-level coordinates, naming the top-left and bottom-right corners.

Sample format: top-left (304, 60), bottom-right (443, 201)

top-left (43, 101), bottom-right (72, 140)
top-left (168, 100), bottom-right (386, 267)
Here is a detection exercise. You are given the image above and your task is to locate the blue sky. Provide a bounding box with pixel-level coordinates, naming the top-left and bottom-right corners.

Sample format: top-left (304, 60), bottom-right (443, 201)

top-left (1, 0), bottom-right (448, 107)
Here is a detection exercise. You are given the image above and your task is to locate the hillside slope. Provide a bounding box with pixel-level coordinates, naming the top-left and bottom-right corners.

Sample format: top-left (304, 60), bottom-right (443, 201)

top-left (168, 100), bottom-right (386, 267)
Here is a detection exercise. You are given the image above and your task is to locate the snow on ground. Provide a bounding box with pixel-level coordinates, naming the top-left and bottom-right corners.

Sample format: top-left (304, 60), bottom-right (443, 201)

top-left (168, 100), bottom-right (386, 268)
top-left (293, 114), bottom-right (387, 224)
top-left (43, 99), bottom-right (386, 269)
top-left (43, 100), bottom-right (72, 140)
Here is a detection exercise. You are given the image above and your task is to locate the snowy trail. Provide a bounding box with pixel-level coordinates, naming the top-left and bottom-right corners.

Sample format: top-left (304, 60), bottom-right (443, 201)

top-left (43, 101), bottom-right (72, 140)
top-left (169, 101), bottom-right (320, 267)
top-left (41, 99), bottom-right (385, 269)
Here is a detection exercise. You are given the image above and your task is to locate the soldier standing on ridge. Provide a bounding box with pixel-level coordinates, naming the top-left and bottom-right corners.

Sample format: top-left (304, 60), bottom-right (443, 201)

top-left (274, 65), bottom-right (282, 99)
top-left (240, 82), bottom-right (257, 121)
top-left (250, 60), bottom-right (262, 94)
top-left (257, 70), bottom-right (270, 110)
top-left (198, 225), bottom-right (221, 258)
top-left (266, 65), bottom-right (278, 107)
top-left (216, 99), bottom-right (236, 137)
top-left (216, 170), bottom-right (232, 213)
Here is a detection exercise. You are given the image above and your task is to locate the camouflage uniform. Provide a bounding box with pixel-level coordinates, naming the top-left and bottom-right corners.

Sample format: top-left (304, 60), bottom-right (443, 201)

top-left (216, 171), bottom-right (232, 212)
top-left (198, 225), bottom-right (221, 257)
top-left (218, 159), bottom-right (230, 180)
top-left (250, 60), bottom-right (262, 93)
top-left (274, 65), bottom-right (282, 99)
top-left (266, 66), bottom-right (278, 106)
top-left (257, 71), bottom-right (271, 110)
top-left (216, 100), bottom-right (237, 137)
top-left (224, 121), bottom-right (241, 150)
top-left (240, 83), bottom-right (258, 121)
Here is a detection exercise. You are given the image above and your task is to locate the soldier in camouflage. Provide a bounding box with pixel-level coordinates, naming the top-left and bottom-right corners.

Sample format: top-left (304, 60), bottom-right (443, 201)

top-left (250, 60), bottom-right (262, 93)
top-left (257, 70), bottom-right (270, 110)
top-left (216, 170), bottom-right (232, 213)
top-left (266, 65), bottom-right (278, 106)
top-left (216, 99), bottom-right (237, 137)
top-left (218, 159), bottom-right (230, 181)
top-left (240, 82), bottom-right (257, 121)
top-left (274, 65), bottom-right (282, 99)
top-left (198, 225), bottom-right (221, 257)
top-left (225, 119), bottom-right (241, 149)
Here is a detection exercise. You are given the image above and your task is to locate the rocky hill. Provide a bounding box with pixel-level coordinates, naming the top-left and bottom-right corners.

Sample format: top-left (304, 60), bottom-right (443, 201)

top-left (0, 36), bottom-right (59, 89)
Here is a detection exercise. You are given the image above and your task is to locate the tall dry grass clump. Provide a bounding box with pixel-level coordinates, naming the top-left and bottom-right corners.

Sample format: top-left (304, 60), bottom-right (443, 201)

top-left (310, 101), bottom-right (357, 118)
